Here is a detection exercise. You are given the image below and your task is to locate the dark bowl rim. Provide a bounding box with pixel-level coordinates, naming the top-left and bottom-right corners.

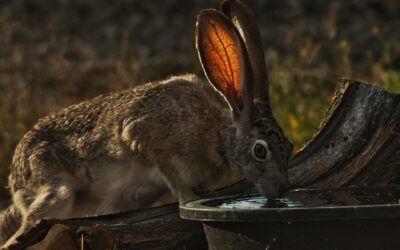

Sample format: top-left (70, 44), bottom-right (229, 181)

top-left (179, 185), bottom-right (400, 222)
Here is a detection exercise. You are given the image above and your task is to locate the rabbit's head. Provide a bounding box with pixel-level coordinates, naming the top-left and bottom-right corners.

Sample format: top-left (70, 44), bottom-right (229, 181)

top-left (196, 0), bottom-right (292, 197)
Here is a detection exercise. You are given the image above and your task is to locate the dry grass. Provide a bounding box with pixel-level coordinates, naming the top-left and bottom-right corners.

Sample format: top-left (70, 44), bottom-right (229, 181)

top-left (1, 0), bottom-right (400, 203)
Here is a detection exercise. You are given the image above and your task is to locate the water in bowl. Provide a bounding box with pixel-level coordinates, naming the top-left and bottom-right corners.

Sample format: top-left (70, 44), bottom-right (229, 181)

top-left (218, 196), bottom-right (302, 209)
top-left (215, 186), bottom-right (400, 209)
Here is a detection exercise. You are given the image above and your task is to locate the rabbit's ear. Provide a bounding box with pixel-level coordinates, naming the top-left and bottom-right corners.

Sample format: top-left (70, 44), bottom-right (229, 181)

top-left (196, 10), bottom-right (253, 121)
top-left (221, 0), bottom-right (269, 104)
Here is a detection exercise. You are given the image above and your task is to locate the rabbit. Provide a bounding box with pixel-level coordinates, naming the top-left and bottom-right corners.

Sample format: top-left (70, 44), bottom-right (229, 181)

top-left (0, 0), bottom-right (293, 248)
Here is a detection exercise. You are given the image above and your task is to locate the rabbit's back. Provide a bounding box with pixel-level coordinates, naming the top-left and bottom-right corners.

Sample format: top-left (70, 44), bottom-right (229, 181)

top-left (8, 75), bottom-right (230, 204)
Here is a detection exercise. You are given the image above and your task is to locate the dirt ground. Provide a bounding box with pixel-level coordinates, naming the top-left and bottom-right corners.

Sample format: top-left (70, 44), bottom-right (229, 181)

top-left (1, 0), bottom-right (400, 206)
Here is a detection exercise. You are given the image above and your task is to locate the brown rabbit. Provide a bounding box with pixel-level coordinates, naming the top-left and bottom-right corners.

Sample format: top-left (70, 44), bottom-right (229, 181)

top-left (0, 0), bottom-right (292, 248)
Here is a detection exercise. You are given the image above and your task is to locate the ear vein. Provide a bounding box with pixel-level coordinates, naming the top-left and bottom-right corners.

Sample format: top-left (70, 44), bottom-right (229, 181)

top-left (211, 22), bottom-right (236, 94)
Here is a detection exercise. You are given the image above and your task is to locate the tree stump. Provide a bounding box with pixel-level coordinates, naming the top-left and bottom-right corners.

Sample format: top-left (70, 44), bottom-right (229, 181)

top-left (289, 79), bottom-right (400, 188)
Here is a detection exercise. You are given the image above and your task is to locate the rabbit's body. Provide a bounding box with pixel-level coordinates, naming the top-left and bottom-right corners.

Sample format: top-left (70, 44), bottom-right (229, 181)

top-left (11, 74), bottom-right (231, 214)
top-left (1, 75), bottom-right (234, 246)
top-left (1, 1), bottom-right (293, 248)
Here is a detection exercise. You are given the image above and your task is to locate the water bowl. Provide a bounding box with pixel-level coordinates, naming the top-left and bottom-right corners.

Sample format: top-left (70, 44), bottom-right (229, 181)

top-left (179, 186), bottom-right (400, 250)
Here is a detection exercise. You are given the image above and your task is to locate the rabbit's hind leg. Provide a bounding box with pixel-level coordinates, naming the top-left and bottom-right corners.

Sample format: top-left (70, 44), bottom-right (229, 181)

top-left (25, 184), bottom-right (75, 220)
top-left (21, 142), bottom-right (77, 220)
top-left (3, 144), bottom-right (76, 248)
top-left (2, 184), bottom-right (75, 249)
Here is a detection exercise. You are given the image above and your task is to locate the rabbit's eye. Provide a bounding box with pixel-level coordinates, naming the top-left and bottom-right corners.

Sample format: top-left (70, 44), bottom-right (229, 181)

top-left (252, 140), bottom-right (270, 162)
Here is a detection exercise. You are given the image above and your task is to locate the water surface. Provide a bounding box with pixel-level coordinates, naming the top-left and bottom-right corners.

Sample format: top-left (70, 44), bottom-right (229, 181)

top-left (215, 186), bottom-right (400, 209)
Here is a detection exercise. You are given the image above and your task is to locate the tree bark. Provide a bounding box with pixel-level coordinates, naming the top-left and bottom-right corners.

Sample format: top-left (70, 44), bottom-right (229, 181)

top-left (11, 79), bottom-right (400, 249)
top-left (289, 79), bottom-right (400, 188)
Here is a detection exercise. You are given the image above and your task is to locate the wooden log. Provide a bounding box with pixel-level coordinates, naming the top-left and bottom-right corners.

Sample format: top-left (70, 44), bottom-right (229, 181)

top-left (26, 224), bottom-right (79, 250)
top-left (289, 79), bottom-right (400, 188)
top-left (10, 79), bottom-right (400, 249)
top-left (10, 181), bottom-right (253, 250)
top-left (10, 204), bottom-right (206, 250)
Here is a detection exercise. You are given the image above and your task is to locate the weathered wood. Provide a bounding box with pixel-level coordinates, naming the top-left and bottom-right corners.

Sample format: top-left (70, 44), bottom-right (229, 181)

top-left (26, 224), bottom-right (79, 250)
top-left (9, 204), bottom-right (206, 250)
top-left (11, 79), bottom-right (400, 249)
top-left (10, 181), bottom-right (253, 250)
top-left (289, 79), bottom-right (400, 188)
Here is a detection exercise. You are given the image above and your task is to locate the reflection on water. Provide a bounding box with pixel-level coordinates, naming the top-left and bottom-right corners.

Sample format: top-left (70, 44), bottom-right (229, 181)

top-left (215, 186), bottom-right (400, 209)
top-left (218, 196), bottom-right (303, 209)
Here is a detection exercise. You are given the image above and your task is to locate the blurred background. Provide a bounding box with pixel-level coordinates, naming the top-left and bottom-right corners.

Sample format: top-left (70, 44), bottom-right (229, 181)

top-left (1, 0), bottom-right (400, 207)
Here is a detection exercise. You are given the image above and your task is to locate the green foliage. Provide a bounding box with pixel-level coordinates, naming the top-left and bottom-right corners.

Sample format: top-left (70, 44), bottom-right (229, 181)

top-left (269, 65), bottom-right (333, 151)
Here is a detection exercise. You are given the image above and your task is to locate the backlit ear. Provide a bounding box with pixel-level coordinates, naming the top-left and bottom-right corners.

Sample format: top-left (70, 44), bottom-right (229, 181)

top-left (221, 0), bottom-right (269, 104)
top-left (196, 10), bottom-right (252, 118)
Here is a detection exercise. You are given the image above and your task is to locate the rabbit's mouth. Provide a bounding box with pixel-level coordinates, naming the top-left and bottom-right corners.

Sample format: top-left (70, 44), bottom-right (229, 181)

top-left (255, 170), bottom-right (290, 198)
top-left (255, 180), bottom-right (289, 198)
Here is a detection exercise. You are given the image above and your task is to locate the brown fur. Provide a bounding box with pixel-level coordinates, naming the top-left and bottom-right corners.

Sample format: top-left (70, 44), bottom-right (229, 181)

top-left (1, 75), bottom-right (236, 248)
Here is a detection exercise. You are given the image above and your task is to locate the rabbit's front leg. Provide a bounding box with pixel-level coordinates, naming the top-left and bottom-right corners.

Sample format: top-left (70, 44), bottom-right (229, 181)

top-left (95, 180), bottom-right (169, 214)
top-left (156, 160), bottom-right (199, 204)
